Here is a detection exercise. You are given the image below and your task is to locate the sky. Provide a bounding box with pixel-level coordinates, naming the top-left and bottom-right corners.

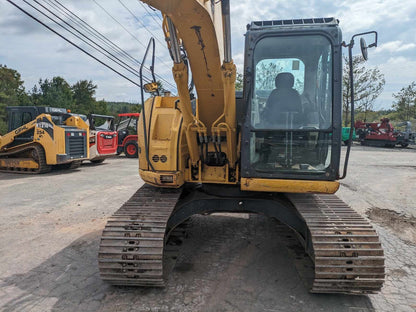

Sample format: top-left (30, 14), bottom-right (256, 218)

top-left (1, 0), bottom-right (416, 109)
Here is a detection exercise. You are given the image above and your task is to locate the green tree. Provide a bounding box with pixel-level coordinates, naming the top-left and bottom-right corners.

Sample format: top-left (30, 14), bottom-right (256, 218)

top-left (235, 72), bottom-right (243, 91)
top-left (71, 80), bottom-right (101, 114)
top-left (255, 62), bottom-right (282, 90)
top-left (392, 82), bottom-right (416, 121)
top-left (0, 65), bottom-right (29, 133)
top-left (32, 76), bottom-right (74, 109)
top-left (94, 99), bottom-right (108, 115)
top-left (156, 80), bottom-right (164, 93)
top-left (106, 101), bottom-right (141, 115)
top-left (342, 56), bottom-right (385, 125)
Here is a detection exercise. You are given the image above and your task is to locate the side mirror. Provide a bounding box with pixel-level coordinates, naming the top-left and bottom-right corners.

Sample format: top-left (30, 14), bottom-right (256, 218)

top-left (340, 30), bottom-right (377, 179)
top-left (360, 38), bottom-right (368, 60)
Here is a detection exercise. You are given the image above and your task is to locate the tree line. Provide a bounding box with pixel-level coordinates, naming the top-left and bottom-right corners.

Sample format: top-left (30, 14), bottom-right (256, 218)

top-left (0, 64), bottom-right (140, 134)
top-left (2, 60), bottom-right (416, 134)
top-left (342, 55), bottom-right (415, 126)
top-left (342, 56), bottom-right (385, 125)
top-left (333, 55), bottom-right (414, 126)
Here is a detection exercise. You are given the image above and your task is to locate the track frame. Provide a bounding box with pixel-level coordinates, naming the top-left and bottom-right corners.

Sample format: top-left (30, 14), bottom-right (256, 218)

top-left (99, 183), bottom-right (384, 294)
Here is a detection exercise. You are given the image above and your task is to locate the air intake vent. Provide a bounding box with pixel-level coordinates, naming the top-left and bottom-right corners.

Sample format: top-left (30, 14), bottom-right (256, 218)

top-left (67, 136), bottom-right (86, 158)
top-left (65, 130), bottom-right (87, 159)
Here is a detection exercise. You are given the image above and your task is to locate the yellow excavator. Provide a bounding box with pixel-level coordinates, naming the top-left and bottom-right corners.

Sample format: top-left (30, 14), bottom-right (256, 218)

top-left (0, 106), bottom-right (89, 173)
top-left (99, 0), bottom-right (383, 294)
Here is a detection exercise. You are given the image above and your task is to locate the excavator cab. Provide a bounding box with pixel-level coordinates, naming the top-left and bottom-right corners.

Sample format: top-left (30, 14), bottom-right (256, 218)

top-left (241, 18), bottom-right (342, 181)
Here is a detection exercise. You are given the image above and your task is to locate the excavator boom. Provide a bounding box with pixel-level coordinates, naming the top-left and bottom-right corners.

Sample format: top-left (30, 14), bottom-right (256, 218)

top-left (143, 0), bottom-right (227, 128)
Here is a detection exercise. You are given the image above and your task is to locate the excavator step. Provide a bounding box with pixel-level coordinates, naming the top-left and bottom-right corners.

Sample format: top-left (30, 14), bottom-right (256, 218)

top-left (288, 193), bottom-right (385, 294)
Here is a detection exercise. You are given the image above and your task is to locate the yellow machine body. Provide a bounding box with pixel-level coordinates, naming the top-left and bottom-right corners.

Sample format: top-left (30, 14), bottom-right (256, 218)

top-left (137, 0), bottom-right (338, 194)
top-left (99, 0), bottom-right (385, 296)
top-left (0, 111), bottom-right (89, 172)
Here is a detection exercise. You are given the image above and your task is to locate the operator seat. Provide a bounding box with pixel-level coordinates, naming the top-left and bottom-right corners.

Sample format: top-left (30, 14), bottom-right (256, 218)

top-left (263, 72), bottom-right (302, 128)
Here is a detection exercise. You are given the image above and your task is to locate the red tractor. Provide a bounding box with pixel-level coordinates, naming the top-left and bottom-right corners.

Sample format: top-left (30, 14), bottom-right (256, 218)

top-left (116, 113), bottom-right (140, 158)
top-left (355, 118), bottom-right (409, 147)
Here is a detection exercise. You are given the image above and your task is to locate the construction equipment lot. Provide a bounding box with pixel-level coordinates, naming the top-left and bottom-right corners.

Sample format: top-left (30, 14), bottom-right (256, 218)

top-left (0, 146), bottom-right (415, 312)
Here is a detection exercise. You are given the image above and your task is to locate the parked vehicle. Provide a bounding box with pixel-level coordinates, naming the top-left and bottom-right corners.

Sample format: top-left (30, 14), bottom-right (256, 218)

top-left (395, 121), bottom-right (415, 146)
top-left (116, 113), bottom-right (140, 158)
top-left (355, 118), bottom-right (412, 147)
top-left (342, 127), bottom-right (356, 145)
top-left (0, 106), bottom-right (88, 173)
top-left (86, 114), bottom-right (118, 163)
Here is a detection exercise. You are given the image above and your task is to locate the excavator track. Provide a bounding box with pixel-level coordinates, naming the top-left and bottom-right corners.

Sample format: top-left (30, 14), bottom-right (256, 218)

top-left (98, 184), bottom-right (182, 286)
top-left (288, 193), bottom-right (385, 294)
top-left (99, 185), bottom-right (384, 294)
top-left (0, 143), bottom-right (51, 174)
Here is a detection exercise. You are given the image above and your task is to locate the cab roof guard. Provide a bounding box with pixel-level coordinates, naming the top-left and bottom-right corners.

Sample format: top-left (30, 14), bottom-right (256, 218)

top-left (249, 17), bottom-right (338, 29)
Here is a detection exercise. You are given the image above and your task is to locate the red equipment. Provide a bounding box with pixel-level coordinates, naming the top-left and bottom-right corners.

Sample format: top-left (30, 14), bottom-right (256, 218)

top-left (87, 114), bottom-right (118, 163)
top-left (116, 113), bottom-right (140, 157)
top-left (355, 118), bottom-right (408, 147)
top-left (95, 131), bottom-right (118, 154)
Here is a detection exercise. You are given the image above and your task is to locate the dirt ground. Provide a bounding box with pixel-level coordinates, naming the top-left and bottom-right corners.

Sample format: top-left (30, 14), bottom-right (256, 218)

top-left (0, 147), bottom-right (416, 312)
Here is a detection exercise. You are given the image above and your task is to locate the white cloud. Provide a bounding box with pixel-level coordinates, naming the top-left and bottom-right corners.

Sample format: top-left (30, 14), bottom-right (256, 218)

top-left (1, 0), bottom-right (416, 107)
top-left (371, 56), bottom-right (416, 109)
top-left (375, 41), bottom-right (416, 53)
top-left (232, 53), bottom-right (244, 73)
top-left (335, 0), bottom-right (416, 33)
top-left (379, 56), bottom-right (416, 82)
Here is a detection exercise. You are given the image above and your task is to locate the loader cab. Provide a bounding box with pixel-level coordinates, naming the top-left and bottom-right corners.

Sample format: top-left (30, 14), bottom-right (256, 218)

top-left (6, 106), bottom-right (68, 132)
top-left (241, 18), bottom-right (343, 181)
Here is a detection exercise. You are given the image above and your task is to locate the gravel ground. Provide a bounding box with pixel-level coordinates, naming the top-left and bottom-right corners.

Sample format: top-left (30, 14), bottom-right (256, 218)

top-left (0, 147), bottom-right (415, 312)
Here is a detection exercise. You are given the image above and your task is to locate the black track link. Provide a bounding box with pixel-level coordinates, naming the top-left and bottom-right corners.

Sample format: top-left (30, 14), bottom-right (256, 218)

top-left (0, 143), bottom-right (51, 174)
top-left (98, 184), bottom-right (182, 286)
top-left (288, 194), bottom-right (385, 294)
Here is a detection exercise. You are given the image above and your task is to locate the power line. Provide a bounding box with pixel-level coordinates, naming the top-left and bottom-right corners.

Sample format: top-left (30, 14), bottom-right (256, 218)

top-left (46, 0), bottom-right (155, 81)
top-left (8, 0), bottom-right (176, 92)
top-left (118, 0), bottom-right (166, 48)
top-left (6, 0), bottom-right (143, 88)
top-left (26, 0), bottom-right (152, 84)
top-left (138, 1), bottom-right (163, 25)
top-left (92, 0), bottom-right (148, 50)
top-left (140, 2), bottom-right (163, 22)
top-left (37, 0), bottom-right (175, 91)
top-left (92, 0), bottom-right (175, 90)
